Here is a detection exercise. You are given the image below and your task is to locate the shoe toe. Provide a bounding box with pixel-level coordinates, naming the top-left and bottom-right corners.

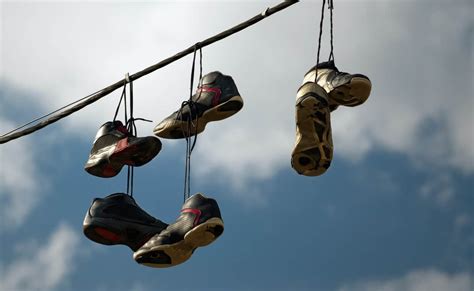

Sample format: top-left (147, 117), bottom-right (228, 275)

top-left (134, 249), bottom-right (172, 266)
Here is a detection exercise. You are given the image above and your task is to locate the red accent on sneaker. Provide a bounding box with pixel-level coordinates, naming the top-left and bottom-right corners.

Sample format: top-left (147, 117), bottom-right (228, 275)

top-left (114, 137), bottom-right (129, 153)
top-left (181, 208), bottom-right (202, 226)
top-left (95, 227), bottom-right (121, 242)
top-left (199, 86), bottom-right (222, 107)
top-left (102, 165), bottom-right (117, 177)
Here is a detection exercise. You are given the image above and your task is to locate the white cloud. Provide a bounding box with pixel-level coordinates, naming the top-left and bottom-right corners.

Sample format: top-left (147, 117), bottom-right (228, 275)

top-left (454, 213), bottom-right (471, 230)
top-left (0, 223), bottom-right (80, 291)
top-left (331, 1), bottom-right (474, 171)
top-left (1, 1), bottom-right (472, 192)
top-left (419, 174), bottom-right (455, 207)
top-left (0, 118), bottom-right (43, 230)
top-left (338, 269), bottom-right (473, 291)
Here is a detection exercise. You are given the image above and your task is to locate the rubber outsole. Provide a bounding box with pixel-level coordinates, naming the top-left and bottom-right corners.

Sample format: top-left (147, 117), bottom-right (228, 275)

top-left (329, 77), bottom-right (371, 107)
top-left (85, 137), bottom-right (161, 178)
top-left (83, 215), bottom-right (163, 251)
top-left (291, 95), bottom-right (333, 176)
top-left (134, 217), bottom-right (224, 268)
top-left (154, 95), bottom-right (243, 139)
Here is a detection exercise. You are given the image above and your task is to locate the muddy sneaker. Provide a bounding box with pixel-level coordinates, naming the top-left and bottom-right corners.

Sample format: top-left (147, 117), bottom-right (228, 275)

top-left (83, 193), bottom-right (168, 251)
top-left (291, 82), bottom-right (333, 176)
top-left (134, 193), bottom-right (224, 268)
top-left (85, 121), bottom-right (161, 178)
top-left (303, 60), bottom-right (371, 110)
top-left (154, 71), bottom-right (243, 139)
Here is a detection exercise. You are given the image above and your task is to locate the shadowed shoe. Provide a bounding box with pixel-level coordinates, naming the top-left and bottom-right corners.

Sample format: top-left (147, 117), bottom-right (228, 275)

top-left (83, 193), bottom-right (168, 251)
top-left (85, 121), bottom-right (162, 178)
top-left (303, 60), bottom-right (371, 111)
top-left (154, 71), bottom-right (243, 139)
top-left (291, 82), bottom-right (333, 176)
top-left (134, 193), bottom-right (224, 268)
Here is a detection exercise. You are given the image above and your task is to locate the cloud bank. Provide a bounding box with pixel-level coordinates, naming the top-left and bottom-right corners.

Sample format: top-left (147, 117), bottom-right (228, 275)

top-left (1, 1), bottom-right (472, 189)
top-left (338, 269), bottom-right (473, 291)
top-left (0, 118), bottom-right (43, 230)
top-left (0, 223), bottom-right (80, 291)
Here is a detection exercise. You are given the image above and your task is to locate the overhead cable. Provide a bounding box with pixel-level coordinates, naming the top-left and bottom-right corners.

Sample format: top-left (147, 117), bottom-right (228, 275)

top-left (0, 0), bottom-right (298, 145)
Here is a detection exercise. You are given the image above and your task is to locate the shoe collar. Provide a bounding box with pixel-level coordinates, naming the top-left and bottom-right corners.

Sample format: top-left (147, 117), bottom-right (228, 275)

top-left (305, 60), bottom-right (338, 76)
top-left (94, 121), bottom-right (130, 141)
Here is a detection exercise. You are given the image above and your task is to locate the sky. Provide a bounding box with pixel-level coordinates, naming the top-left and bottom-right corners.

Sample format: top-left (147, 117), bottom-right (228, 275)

top-left (0, 0), bottom-right (473, 291)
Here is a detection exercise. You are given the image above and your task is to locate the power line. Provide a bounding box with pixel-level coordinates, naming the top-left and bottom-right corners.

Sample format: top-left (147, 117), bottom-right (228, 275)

top-left (0, 0), bottom-right (299, 145)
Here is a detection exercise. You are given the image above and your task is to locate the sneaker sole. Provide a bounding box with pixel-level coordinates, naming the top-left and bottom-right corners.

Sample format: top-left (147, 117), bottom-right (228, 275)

top-left (153, 95), bottom-right (243, 139)
top-left (85, 137), bottom-right (161, 178)
top-left (291, 95), bottom-right (333, 176)
top-left (83, 215), bottom-right (163, 251)
top-left (134, 217), bottom-right (224, 268)
top-left (330, 77), bottom-right (371, 107)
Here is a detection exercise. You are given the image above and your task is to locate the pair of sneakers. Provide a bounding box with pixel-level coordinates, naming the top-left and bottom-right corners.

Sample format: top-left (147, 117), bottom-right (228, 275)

top-left (83, 71), bottom-right (243, 267)
top-left (83, 192), bottom-right (224, 268)
top-left (84, 71), bottom-right (244, 178)
top-left (292, 60), bottom-right (372, 176)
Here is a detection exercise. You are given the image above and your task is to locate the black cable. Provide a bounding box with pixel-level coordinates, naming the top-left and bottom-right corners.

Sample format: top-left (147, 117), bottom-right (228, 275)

top-left (1, 88), bottom-right (103, 138)
top-left (0, 0), bottom-right (299, 145)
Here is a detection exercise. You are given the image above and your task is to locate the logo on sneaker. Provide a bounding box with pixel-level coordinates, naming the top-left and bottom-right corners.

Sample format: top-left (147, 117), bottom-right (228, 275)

top-left (198, 86), bottom-right (222, 107)
top-left (181, 208), bottom-right (202, 227)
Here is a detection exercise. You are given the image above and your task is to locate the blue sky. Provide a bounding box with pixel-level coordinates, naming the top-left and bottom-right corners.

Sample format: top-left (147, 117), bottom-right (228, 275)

top-left (1, 1), bottom-right (473, 291)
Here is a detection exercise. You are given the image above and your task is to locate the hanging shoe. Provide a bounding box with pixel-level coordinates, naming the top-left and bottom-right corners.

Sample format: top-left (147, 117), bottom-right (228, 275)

top-left (84, 121), bottom-right (162, 178)
top-left (134, 193), bottom-right (224, 268)
top-left (303, 60), bottom-right (372, 110)
top-left (291, 82), bottom-right (333, 176)
top-left (83, 193), bottom-right (168, 251)
top-left (154, 71), bottom-right (243, 139)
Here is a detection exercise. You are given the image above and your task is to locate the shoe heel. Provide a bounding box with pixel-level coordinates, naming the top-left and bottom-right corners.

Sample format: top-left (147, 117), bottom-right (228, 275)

top-left (83, 221), bottom-right (124, 246)
top-left (292, 92), bottom-right (333, 176)
top-left (184, 217), bottom-right (224, 248)
top-left (128, 137), bottom-right (162, 166)
top-left (111, 137), bottom-right (161, 167)
top-left (205, 95), bottom-right (243, 121)
top-left (330, 77), bottom-right (371, 106)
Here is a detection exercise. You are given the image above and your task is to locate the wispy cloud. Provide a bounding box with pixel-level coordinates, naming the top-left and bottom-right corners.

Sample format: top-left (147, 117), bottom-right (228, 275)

top-left (0, 118), bottom-right (43, 231)
top-left (332, 1), bottom-right (473, 172)
top-left (419, 174), bottom-right (455, 207)
top-left (337, 269), bottom-right (473, 291)
top-left (0, 223), bottom-right (80, 291)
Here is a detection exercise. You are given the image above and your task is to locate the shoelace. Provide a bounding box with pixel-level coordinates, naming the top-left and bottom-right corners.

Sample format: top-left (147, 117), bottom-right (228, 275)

top-left (112, 73), bottom-right (153, 198)
top-left (314, 0), bottom-right (335, 83)
top-left (181, 44), bottom-right (203, 202)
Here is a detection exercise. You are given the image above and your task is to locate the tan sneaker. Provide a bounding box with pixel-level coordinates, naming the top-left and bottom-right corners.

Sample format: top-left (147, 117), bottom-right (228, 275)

top-left (291, 82), bottom-right (333, 176)
top-left (303, 60), bottom-right (372, 111)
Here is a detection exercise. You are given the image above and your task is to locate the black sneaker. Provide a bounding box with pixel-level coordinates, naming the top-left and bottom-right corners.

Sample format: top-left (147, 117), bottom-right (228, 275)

top-left (134, 193), bottom-right (224, 268)
top-left (85, 121), bottom-right (162, 178)
top-left (291, 82), bottom-right (333, 176)
top-left (303, 61), bottom-right (372, 110)
top-left (154, 71), bottom-right (243, 139)
top-left (83, 193), bottom-right (168, 251)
